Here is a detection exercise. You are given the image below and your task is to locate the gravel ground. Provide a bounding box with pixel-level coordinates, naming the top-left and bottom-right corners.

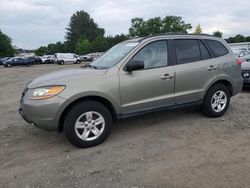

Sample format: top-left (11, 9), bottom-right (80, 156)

top-left (0, 64), bottom-right (250, 188)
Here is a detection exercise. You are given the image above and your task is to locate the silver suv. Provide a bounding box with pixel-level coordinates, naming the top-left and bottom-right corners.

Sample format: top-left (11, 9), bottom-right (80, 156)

top-left (19, 34), bottom-right (243, 148)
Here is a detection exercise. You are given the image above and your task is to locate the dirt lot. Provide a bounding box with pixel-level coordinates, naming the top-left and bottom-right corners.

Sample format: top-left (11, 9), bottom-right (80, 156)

top-left (0, 64), bottom-right (250, 188)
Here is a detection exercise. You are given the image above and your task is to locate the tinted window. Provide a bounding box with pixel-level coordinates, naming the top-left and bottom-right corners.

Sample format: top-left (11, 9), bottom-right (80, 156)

top-left (198, 40), bottom-right (210, 59)
top-left (174, 39), bottom-right (201, 64)
top-left (131, 41), bottom-right (168, 69)
top-left (205, 39), bottom-right (228, 57)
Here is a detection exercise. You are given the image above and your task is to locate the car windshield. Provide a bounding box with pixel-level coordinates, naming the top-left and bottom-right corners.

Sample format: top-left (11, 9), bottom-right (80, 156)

top-left (90, 42), bottom-right (139, 69)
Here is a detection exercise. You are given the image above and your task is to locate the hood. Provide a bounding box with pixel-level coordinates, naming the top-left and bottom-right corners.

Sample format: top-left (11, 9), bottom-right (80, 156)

top-left (28, 68), bottom-right (108, 88)
top-left (241, 61), bottom-right (250, 71)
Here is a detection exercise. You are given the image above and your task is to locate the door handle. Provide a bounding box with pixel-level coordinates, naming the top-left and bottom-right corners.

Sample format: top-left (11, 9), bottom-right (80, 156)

top-left (161, 74), bottom-right (174, 80)
top-left (207, 65), bottom-right (217, 71)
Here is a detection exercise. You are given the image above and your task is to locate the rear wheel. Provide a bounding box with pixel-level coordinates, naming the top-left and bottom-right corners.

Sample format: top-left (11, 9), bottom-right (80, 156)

top-left (201, 84), bottom-right (230, 117)
top-left (64, 101), bottom-right (113, 148)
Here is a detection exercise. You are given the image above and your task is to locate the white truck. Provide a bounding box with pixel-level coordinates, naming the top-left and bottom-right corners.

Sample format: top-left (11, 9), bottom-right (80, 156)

top-left (55, 53), bottom-right (81, 65)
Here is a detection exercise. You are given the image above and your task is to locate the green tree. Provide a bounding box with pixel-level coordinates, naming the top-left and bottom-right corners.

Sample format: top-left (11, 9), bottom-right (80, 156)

top-left (193, 24), bottom-right (202, 34)
top-left (46, 42), bottom-right (65, 54)
top-left (66, 10), bottom-right (105, 52)
top-left (0, 30), bottom-right (14, 57)
top-left (146, 17), bottom-right (163, 35)
top-left (129, 16), bottom-right (192, 37)
top-left (246, 36), bottom-right (250, 42)
top-left (129, 18), bottom-right (147, 37)
top-left (106, 34), bottom-right (129, 49)
top-left (35, 46), bottom-right (47, 56)
top-left (227, 34), bottom-right (246, 43)
top-left (212, 30), bottom-right (223, 38)
top-left (91, 37), bottom-right (109, 52)
top-left (75, 39), bottom-right (91, 55)
top-left (162, 16), bottom-right (192, 33)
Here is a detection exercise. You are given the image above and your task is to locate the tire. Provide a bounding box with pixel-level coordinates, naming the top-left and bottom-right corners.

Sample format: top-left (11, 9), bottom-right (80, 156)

top-left (60, 60), bottom-right (64, 65)
top-left (6, 64), bottom-right (11, 67)
top-left (76, 60), bottom-right (80, 64)
top-left (26, 63), bottom-right (31, 67)
top-left (64, 101), bottom-right (113, 148)
top-left (201, 83), bottom-right (231, 117)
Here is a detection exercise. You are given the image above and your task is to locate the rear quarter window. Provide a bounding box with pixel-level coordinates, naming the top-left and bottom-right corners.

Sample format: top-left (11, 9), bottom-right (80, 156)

top-left (205, 39), bottom-right (228, 57)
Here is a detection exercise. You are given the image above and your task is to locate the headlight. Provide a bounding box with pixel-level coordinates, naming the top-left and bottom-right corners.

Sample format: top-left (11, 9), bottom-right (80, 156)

top-left (30, 86), bottom-right (65, 100)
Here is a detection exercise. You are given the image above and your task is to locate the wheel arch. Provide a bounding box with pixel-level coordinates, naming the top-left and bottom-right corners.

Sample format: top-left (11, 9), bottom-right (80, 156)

top-left (58, 95), bottom-right (117, 132)
top-left (204, 78), bottom-right (233, 99)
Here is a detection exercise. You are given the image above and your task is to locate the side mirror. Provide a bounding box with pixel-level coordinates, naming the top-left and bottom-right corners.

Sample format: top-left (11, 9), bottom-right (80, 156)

top-left (126, 60), bottom-right (144, 72)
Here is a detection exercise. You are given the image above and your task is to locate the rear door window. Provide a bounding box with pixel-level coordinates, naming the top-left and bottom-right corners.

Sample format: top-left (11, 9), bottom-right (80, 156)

top-left (174, 39), bottom-right (201, 64)
top-left (205, 39), bottom-right (228, 57)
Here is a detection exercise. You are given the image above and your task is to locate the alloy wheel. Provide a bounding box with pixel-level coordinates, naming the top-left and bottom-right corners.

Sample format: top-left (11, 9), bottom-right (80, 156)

top-left (74, 111), bottom-right (105, 141)
top-left (211, 90), bottom-right (227, 113)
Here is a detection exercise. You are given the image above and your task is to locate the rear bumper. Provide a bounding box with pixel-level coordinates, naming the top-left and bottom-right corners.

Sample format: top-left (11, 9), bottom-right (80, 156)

top-left (232, 78), bottom-right (243, 96)
top-left (243, 77), bottom-right (250, 87)
top-left (242, 70), bottom-right (250, 87)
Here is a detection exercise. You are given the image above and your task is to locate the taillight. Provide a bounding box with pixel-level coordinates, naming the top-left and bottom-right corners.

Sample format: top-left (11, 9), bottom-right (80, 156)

top-left (236, 58), bottom-right (241, 65)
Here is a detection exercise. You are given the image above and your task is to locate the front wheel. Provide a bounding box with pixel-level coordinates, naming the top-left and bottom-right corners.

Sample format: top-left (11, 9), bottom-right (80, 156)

top-left (64, 101), bottom-right (113, 148)
top-left (201, 84), bottom-right (231, 117)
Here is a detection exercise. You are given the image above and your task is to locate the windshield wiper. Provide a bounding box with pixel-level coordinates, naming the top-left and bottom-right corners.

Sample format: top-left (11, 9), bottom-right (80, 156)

top-left (81, 64), bottom-right (98, 69)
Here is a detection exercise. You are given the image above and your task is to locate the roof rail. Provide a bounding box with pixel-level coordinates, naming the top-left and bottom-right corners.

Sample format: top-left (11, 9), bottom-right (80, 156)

top-left (136, 32), bottom-right (214, 41)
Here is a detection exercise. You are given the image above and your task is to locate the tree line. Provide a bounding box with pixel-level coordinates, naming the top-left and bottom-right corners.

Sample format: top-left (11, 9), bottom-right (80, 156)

top-left (1, 10), bottom-right (250, 58)
top-left (0, 30), bottom-right (15, 57)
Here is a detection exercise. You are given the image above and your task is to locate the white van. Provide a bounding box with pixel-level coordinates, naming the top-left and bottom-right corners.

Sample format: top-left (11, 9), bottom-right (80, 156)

top-left (55, 53), bottom-right (81, 65)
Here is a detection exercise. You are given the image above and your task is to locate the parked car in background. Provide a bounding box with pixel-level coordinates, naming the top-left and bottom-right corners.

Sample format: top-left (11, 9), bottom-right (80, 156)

top-left (92, 52), bottom-right (104, 61)
top-left (55, 53), bottom-right (81, 65)
top-left (41, 55), bottom-right (55, 64)
top-left (79, 54), bottom-right (90, 61)
top-left (233, 49), bottom-right (250, 62)
top-left (0, 57), bottom-right (11, 65)
top-left (19, 34), bottom-right (242, 148)
top-left (3, 57), bottom-right (32, 67)
top-left (241, 61), bottom-right (250, 87)
top-left (80, 52), bottom-right (104, 62)
top-left (26, 56), bottom-right (42, 64)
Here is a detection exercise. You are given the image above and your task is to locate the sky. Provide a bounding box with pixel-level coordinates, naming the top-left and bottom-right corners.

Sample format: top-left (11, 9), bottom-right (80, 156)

top-left (0, 0), bottom-right (250, 49)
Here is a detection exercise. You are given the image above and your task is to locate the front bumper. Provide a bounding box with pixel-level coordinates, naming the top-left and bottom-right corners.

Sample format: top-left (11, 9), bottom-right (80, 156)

top-left (19, 89), bottom-right (66, 131)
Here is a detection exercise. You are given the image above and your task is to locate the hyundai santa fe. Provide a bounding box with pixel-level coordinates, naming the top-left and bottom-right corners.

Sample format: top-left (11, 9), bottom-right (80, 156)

top-left (19, 34), bottom-right (243, 148)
